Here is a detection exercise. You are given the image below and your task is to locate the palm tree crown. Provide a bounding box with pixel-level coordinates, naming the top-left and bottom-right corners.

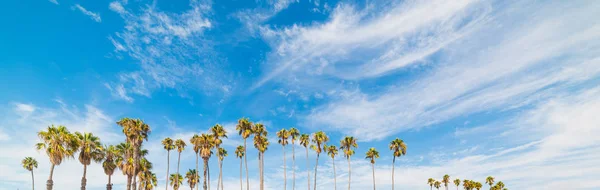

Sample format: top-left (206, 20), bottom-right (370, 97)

top-left (170, 173), bottom-right (183, 190)
top-left (186, 169), bottom-right (199, 189)
top-left (36, 125), bottom-right (79, 166)
top-left (22, 157), bottom-right (38, 171)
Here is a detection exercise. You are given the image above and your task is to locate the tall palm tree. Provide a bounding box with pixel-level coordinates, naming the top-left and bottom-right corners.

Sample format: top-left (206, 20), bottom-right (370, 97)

top-left (170, 173), bottom-right (183, 190)
top-left (197, 134), bottom-right (215, 190)
top-left (162, 138), bottom-right (175, 190)
top-left (75, 132), bottom-right (104, 190)
top-left (388, 138), bottom-right (406, 190)
top-left (116, 142), bottom-right (134, 190)
top-left (365, 148), bottom-right (379, 190)
top-left (22, 157), bottom-right (38, 190)
top-left (210, 124), bottom-right (227, 190)
top-left (102, 145), bottom-right (119, 190)
top-left (217, 148), bottom-right (228, 190)
top-left (442, 175), bottom-right (450, 190)
top-left (299, 134), bottom-right (310, 190)
top-left (310, 131), bottom-right (328, 190)
top-left (235, 146), bottom-right (245, 190)
top-left (175, 139), bottom-right (187, 181)
top-left (190, 135), bottom-right (200, 190)
top-left (36, 125), bottom-right (79, 190)
top-left (325, 144), bottom-right (338, 190)
top-left (277, 129), bottom-right (290, 190)
top-left (427, 178), bottom-right (435, 190)
top-left (236, 118), bottom-right (252, 190)
top-left (117, 118), bottom-right (151, 190)
top-left (453, 179), bottom-right (460, 190)
top-left (339, 136), bottom-right (357, 190)
top-left (186, 169), bottom-right (199, 190)
top-left (288, 127), bottom-right (300, 190)
top-left (253, 123), bottom-right (269, 190)
top-left (434, 181), bottom-right (441, 190)
top-left (485, 176), bottom-right (494, 189)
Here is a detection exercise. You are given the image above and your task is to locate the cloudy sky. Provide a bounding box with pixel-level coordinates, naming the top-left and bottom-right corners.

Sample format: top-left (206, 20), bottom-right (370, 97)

top-left (1, 0), bottom-right (599, 189)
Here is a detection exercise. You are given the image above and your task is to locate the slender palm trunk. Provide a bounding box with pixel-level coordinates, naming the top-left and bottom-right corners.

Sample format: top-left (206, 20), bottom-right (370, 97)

top-left (208, 164), bottom-right (211, 190)
top-left (244, 139), bottom-right (249, 190)
top-left (258, 152), bottom-right (262, 190)
top-left (313, 154), bottom-right (319, 190)
top-left (127, 175), bottom-right (132, 190)
top-left (133, 146), bottom-right (139, 190)
top-left (391, 157), bottom-right (395, 190)
top-left (305, 148), bottom-right (310, 190)
top-left (166, 150), bottom-right (171, 190)
top-left (177, 152), bottom-right (182, 178)
top-left (196, 153), bottom-right (199, 190)
top-left (292, 144), bottom-right (296, 190)
top-left (347, 157), bottom-right (351, 190)
top-left (47, 164), bottom-right (55, 190)
top-left (219, 158), bottom-right (223, 190)
top-left (239, 158), bottom-right (243, 190)
top-left (371, 163), bottom-right (375, 190)
top-left (283, 145), bottom-right (287, 190)
top-left (203, 159), bottom-right (208, 190)
top-left (31, 169), bottom-right (35, 190)
top-left (81, 164), bottom-right (88, 190)
top-left (107, 174), bottom-right (112, 190)
top-left (332, 157), bottom-right (336, 190)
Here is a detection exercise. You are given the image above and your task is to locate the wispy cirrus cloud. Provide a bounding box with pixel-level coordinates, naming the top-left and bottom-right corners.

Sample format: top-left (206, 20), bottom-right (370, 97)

top-left (48, 0), bottom-right (58, 5)
top-left (73, 4), bottom-right (102, 23)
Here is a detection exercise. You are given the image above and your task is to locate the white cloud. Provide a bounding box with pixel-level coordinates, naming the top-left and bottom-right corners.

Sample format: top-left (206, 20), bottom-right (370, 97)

top-left (109, 1), bottom-right (126, 15)
top-left (48, 0), bottom-right (58, 5)
top-left (73, 4), bottom-right (102, 23)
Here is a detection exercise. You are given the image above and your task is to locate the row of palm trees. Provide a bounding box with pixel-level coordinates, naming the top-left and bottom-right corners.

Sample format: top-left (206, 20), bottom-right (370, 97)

top-left (427, 175), bottom-right (508, 190)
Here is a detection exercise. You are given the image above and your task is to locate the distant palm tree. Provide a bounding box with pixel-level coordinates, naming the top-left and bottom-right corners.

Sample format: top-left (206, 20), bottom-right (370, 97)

top-left (388, 138), bottom-right (406, 190)
top-left (494, 181), bottom-right (505, 190)
top-left (170, 173), bottom-right (183, 190)
top-left (442, 175), bottom-right (450, 190)
top-left (139, 171), bottom-right (157, 190)
top-left (474, 182), bottom-right (482, 190)
top-left (175, 139), bottom-right (187, 183)
top-left (22, 157), bottom-right (38, 190)
top-left (235, 146), bottom-right (245, 190)
top-left (102, 145), bottom-right (119, 190)
top-left (485, 176), bottom-right (494, 189)
top-left (36, 125), bottom-right (78, 190)
top-left (299, 134), bottom-right (311, 190)
top-left (217, 147), bottom-right (228, 190)
top-left (75, 132), bottom-right (104, 190)
top-left (462, 180), bottom-right (471, 190)
top-left (210, 124), bottom-right (228, 190)
top-left (428, 178), bottom-right (435, 190)
top-left (253, 123), bottom-right (269, 190)
top-left (325, 144), bottom-right (338, 190)
top-left (186, 169), bottom-right (199, 190)
top-left (116, 142), bottom-right (134, 190)
top-left (162, 138), bottom-right (175, 190)
top-left (236, 118), bottom-right (253, 190)
top-left (453, 179), bottom-right (460, 190)
top-left (434, 181), bottom-right (442, 190)
top-left (310, 131), bottom-right (328, 190)
top-left (277, 129), bottom-right (290, 190)
top-left (117, 118), bottom-right (151, 190)
top-left (339, 136), bottom-right (357, 190)
top-left (190, 135), bottom-right (200, 190)
top-left (288, 127), bottom-right (300, 190)
top-left (198, 134), bottom-right (215, 190)
top-left (365, 148), bottom-right (379, 190)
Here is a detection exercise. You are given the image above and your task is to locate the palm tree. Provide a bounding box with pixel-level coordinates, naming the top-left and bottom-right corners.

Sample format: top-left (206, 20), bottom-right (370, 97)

top-left (365, 148), bottom-right (379, 190)
top-left (210, 124), bottom-right (227, 190)
top-left (485, 176), bottom-right (494, 189)
top-left (427, 178), bottom-right (435, 190)
top-left (442, 175), bottom-right (450, 190)
top-left (325, 144), bottom-right (338, 190)
top-left (299, 134), bottom-right (310, 190)
top-left (253, 123), bottom-right (269, 190)
top-left (117, 118), bottom-right (151, 190)
top-left (186, 169), bottom-right (199, 190)
top-left (139, 172), bottom-right (158, 190)
top-left (175, 139), bottom-right (186, 180)
top-left (75, 132), bottom-right (104, 190)
top-left (198, 134), bottom-right (215, 190)
top-left (170, 173), bottom-right (183, 190)
top-left (339, 136), bottom-right (357, 190)
top-left (310, 131), bottom-right (328, 190)
top-left (22, 157), bottom-right (38, 190)
top-left (288, 127), bottom-right (300, 190)
top-left (102, 145), bottom-right (119, 190)
top-left (236, 118), bottom-right (252, 190)
top-left (277, 129), bottom-right (290, 190)
top-left (235, 146), bottom-right (245, 190)
top-left (36, 125), bottom-right (78, 190)
top-left (494, 181), bottom-right (505, 190)
top-left (434, 181), bottom-right (442, 190)
top-left (474, 182), bottom-right (482, 190)
top-left (388, 138), bottom-right (406, 190)
top-left (453, 179), bottom-right (460, 190)
top-left (217, 147), bottom-right (228, 190)
top-left (162, 138), bottom-right (175, 190)
top-left (116, 142), bottom-right (134, 190)
top-left (190, 135), bottom-right (201, 190)
top-left (462, 180), bottom-right (471, 190)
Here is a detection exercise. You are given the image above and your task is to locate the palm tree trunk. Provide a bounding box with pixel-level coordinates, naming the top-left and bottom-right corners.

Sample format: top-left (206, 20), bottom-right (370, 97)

top-left (133, 145), bottom-right (139, 190)
top-left (283, 145), bottom-right (287, 190)
top-left (292, 144), bottom-right (296, 190)
top-left (391, 157), bottom-right (395, 190)
top-left (208, 164), bottom-right (211, 190)
top-left (203, 159), bottom-right (208, 190)
top-left (107, 174), bottom-right (112, 190)
top-left (371, 163), bottom-right (375, 190)
top-left (31, 169), bottom-right (35, 190)
top-left (47, 164), bottom-right (55, 190)
top-left (244, 139), bottom-right (249, 190)
top-left (166, 150), bottom-right (171, 190)
top-left (196, 153), bottom-right (199, 190)
top-left (177, 152), bottom-right (182, 179)
top-left (305, 148), bottom-right (310, 190)
top-left (347, 157), bottom-right (351, 190)
top-left (219, 158), bottom-right (223, 190)
top-left (258, 152), bottom-right (262, 190)
top-left (127, 175), bottom-right (132, 190)
top-left (239, 158), bottom-right (243, 190)
top-left (313, 154), bottom-right (319, 190)
top-left (332, 157), bottom-right (336, 190)
top-left (81, 164), bottom-right (88, 190)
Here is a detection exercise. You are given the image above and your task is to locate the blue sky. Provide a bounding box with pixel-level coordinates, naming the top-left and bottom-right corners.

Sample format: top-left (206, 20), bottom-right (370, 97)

top-left (1, 0), bottom-right (600, 189)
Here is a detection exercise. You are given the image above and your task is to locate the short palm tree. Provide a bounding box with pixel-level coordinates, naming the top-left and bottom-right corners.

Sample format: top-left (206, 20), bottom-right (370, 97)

top-left (442, 175), bottom-right (450, 190)
top-left (139, 171), bottom-right (157, 190)
top-left (190, 135), bottom-right (201, 190)
top-left (453, 179), bottom-right (460, 190)
top-left (236, 118), bottom-right (253, 190)
top-left (162, 138), bottom-right (175, 190)
top-left (36, 125), bottom-right (78, 190)
top-left (102, 145), bottom-right (119, 190)
top-left (217, 147), bottom-right (228, 190)
top-left (198, 134), bottom-right (215, 190)
top-left (388, 138), bottom-right (406, 190)
top-left (299, 134), bottom-right (310, 190)
top-left (235, 146), bottom-right (245, 190)
top-left (75, 132), bottom-right (104, 190)
top-left (117, 118), bottom-right (151, 190)
top-left (288, 127), bottom-right (300, 190)
top-left (339, 136), bottom-right (357, 190)
top-left (253, 123), bottom-right (269, 190)
top-left (210, 124), bottom-right (228, 190)
top-left (170, 173), bottom-right (183, 190)
top-left (428, 178), bottom-right (435, 190)
top-left (186, 169), bottom-right (199, 190)
top-left (310, 131), bottom-right (328, 190)
top-left (175, 139), bottom-right (186, 181)
top-left (277, 129), bottom-right (290, 190)
top-left (485, 176), bottom-right (494, 189)
top-left (365, 148), bottom-right (379, 190)
top-left (22, 157), bottom-right (38, 190)
top-left (324, 144), bottom-right (338, 190)
top-left (434, 181), bottom-right (441, 190)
